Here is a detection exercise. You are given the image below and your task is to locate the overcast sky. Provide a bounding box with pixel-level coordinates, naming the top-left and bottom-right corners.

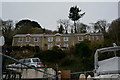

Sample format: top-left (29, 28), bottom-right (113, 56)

top-left (1, 2), bottom-right (118, 30)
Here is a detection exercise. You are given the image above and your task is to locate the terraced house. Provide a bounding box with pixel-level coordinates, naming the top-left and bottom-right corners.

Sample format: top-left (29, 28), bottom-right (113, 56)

top-left (12, 33), bottom-right (104, 50)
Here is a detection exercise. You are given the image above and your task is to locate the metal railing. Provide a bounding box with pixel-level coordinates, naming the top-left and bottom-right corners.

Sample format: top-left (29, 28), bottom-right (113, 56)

top-left (1, 53), bottom-right (57, 80)
top-left (2, 69), bottom-right (22, 80)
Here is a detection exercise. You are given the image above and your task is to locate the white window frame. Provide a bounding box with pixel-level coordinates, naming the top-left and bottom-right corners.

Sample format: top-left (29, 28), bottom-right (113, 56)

top-left (48, 44), bottom-right (53, 49)
top-left (63, 37), bottom-right (68, 41)
top-left (78, 36), bottom-right (83, 41)
top-left (34, 37), bottom-right (39, 42)
top-left (56, 37), bottom-right (60, 41)
top-left (18, 37), bottom-right (23, 42)
top-left (26, 37), bottom-right (31, 42)
top-left (48, 37), bottom-right (53, 42)
top-left (63, 44), bottom-right (69, 48)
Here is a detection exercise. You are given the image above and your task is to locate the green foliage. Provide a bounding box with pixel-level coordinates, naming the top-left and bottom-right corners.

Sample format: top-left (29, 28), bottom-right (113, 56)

top-left (90, 40), bottom-right (103, 53)
top-left (15, 19), bottom-right (41, 30)
top-left (108, 18), bottom-right (120, 45)
top-left (15, 19), bottom-right (53, 34)
top-left (38, 48), bottom-right (66, 63)
top-left (75, 41), bottom-right (92, 58)
top-left (60, 55), bottom-right (76, 67)
top-left (52, 46), bottom-right (62, 51)
top-left (68, 6), bottom-right (85, 33)
top-left (15, 19), bottom-right (43, 34)
top-left (11, 46), bottom-right (35, 59)
top-left (68, 6), bottom-right (85, 21)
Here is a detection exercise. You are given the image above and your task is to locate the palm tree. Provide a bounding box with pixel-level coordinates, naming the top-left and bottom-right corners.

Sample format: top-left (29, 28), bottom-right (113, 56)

top-left (68, 6), bottom-right (85, 33)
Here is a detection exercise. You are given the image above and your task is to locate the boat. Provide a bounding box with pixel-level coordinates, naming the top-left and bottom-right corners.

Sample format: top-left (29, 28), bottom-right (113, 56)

top-left (94, 46), bottom-right (120, 80)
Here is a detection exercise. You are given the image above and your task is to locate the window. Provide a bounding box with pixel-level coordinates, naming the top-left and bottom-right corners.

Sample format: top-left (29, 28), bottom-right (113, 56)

top-left (26, 37), bottom-right (31, 42)
top-left (56, 37), bottom-right (60, 41)
top-left (78, 36), bottom-right (83, 41)
top-left (24, 59), bottom-right (31, 63)
top-left (18, 37), bottom-right (23, 42)
top-left (63, 44), bottom-right (69, 48)
top-left (33, 59), bottom-right (40, 62)
top-left (63, 37), bottom-right (68, 41)
top-left (48, 37), bottom-right (53, 42)
top-left (48, 44), bottom-right (53, 49)
top-left (34, 37), bottom-right (39, 42)
top-left (19, 59), bottom-right (24, 63)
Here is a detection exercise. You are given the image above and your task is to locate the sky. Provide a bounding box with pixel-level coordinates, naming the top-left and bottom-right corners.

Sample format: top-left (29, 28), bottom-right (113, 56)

top-left (1, 1), bottom-right (119, 30)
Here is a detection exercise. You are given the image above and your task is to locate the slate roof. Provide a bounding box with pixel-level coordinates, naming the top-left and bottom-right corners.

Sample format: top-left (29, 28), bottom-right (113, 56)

top-left (13, 33), bottom-right (103, 37)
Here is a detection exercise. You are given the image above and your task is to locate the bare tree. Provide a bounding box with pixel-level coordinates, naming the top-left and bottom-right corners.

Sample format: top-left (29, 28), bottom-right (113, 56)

top-left (91, 20), bottom-right (110, 40)
top-left (92, 20), bottom-right (109, 33)
top-left (57, 19), bottom-right (70, 34)
top-left (0, 19), bottom-right (15, 45)
top-left (76, 21), bottom-right (88, 33)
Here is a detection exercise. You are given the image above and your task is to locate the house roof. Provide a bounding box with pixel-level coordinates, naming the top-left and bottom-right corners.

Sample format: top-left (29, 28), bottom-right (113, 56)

top-left (13, 33), bottom-right (103, 37)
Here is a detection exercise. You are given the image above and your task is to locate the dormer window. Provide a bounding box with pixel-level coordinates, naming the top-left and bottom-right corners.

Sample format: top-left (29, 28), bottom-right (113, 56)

top-left (56, 37), bottom-right (60, 41)
top-left (26, 37), bottom-right (31, 42)
top-left (55, 33), bottom-right (62, 36)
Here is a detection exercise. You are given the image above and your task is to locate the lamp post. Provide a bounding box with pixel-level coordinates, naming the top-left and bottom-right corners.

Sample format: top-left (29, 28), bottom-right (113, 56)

top-left (0, 34), bottom-right (5, 79)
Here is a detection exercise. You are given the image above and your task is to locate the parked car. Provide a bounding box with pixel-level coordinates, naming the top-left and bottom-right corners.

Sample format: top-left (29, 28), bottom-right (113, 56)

top-left (7, 58), bottom-right (44, 68)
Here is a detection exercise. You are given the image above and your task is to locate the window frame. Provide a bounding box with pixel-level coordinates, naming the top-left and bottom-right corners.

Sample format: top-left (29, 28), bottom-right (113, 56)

top-left (56, 37), bottom-right (60, 41)
top-left (63, 37), bottom-right (69, 41)
top-left (26, 37), bottom-right (31, 42)
top-left (48, 44), bottom-right (53, 49)
top-left (63, 44), bottom-right (69, 48)
top-left (78, 36), bottom-right (83, 41)
top-left (18, 37), bottom-right (23, 42)
top-left (48, 37), bottom-right (53, 42)
top-left (34, 37), bottom-right (39, 42)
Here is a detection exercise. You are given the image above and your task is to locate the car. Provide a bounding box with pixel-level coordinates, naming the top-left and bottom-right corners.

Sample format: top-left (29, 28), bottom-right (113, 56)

top-left (7, 63), bottom-right (17, 67)
top-left (7, 58), bottom-right (44, 68)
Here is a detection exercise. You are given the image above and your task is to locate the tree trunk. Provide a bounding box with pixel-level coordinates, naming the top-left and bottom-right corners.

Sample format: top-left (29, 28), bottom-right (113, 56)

top-left (74, 21), bottom-right (77, 33)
